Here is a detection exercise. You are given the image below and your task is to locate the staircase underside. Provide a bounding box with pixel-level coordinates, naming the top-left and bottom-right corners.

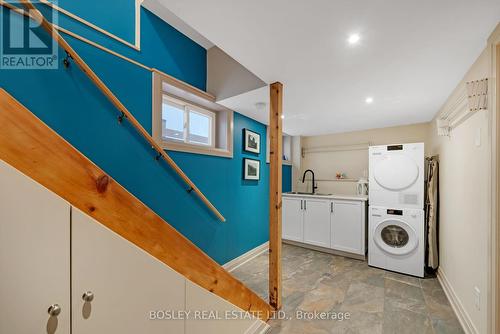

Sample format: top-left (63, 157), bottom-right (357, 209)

top-left (0, 88), bottom-right (272, 320)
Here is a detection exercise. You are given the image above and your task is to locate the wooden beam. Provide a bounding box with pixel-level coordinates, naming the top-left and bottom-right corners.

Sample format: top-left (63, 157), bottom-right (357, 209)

top-left (269, 82), bottom-right (283, 310)
top-left (17, 0), bottom-right (225, 222)
top-left (0, 89), bottom-right (272, 320)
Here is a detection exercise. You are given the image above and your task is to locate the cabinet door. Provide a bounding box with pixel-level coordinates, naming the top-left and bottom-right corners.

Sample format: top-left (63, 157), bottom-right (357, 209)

top-left (0, 160), bottom-right (71, 334)
top-left (331, 201), bottom-right (364, 254)
top-left (282, 197), bottom-right (304, 242)
top-left (71, 208), bottom-right (185, 334)
top-left (303, 199), bottom-right (331, 248)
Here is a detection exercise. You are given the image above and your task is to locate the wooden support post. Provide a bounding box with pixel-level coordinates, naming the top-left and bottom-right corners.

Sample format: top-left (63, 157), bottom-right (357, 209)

top-left (269, 82), bottom-right (283, 310)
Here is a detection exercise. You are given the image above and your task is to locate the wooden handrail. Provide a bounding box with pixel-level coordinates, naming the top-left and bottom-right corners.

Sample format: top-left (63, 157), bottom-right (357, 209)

top-left (0, 89), bottom-right (271, 319)
top-left (18, 0), bottom-right (226, 222)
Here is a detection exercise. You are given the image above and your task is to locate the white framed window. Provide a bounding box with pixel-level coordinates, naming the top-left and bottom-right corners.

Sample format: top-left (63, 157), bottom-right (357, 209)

top-left (161, 96), bottom-right (215, 147)
top-left (152, 72), bottom-right (234, 158)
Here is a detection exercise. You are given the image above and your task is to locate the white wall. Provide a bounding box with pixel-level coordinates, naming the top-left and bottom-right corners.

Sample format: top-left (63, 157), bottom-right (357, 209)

top-left (297, 123), bottom-right (429, 194)
top-left (207, 46), bottom-right (266, 100)
top-left (428, 47), bottom-right (491, 334)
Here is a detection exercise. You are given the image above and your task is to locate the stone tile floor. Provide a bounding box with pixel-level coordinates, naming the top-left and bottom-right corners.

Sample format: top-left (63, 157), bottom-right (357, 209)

top-left (232, 244), bottom-right (463, 334)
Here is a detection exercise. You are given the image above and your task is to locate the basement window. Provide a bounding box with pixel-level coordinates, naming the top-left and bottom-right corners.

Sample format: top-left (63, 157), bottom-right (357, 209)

top-left (152, 71), bottom-right (234, 158)
top-left (162, 96), bottom-right (215, 147)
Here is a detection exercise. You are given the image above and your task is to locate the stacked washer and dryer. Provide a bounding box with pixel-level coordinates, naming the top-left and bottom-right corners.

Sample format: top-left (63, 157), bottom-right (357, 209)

top-left (368, 143), bottom-right (425, 277)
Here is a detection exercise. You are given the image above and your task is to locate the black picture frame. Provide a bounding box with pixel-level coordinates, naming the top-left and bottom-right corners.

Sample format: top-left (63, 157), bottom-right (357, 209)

top-left (243, 158), bottom-right (260, 180)
top-left (243, 128), bottom-right (260, 154)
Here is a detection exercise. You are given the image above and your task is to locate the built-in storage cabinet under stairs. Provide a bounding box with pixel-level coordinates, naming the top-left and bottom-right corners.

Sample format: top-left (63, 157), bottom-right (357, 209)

top-left (282, 194), bottom-right (367, 259)
top-left (0, 159), bottom-right (266, 334)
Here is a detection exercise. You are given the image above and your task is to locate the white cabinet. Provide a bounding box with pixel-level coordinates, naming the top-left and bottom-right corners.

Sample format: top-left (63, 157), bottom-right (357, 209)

top-left (282, 197), bottom-right (304, 242)
top-left (282, 194), bottom-right (366, 258)
top-left (72, 208), bottom-right (186, 334)
top-left (303, 198), bottom-right (331, 248)
top-left (331, 200), bottom-right (365, 255)
top-left (0, 159), bottom-right (264, 334)
top-left (0, 160), bottom-right (71, 334)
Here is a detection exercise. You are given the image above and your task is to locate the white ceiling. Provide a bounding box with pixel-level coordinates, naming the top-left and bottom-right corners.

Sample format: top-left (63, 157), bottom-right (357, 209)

top-left (154, 0), bottom-right (500, 136)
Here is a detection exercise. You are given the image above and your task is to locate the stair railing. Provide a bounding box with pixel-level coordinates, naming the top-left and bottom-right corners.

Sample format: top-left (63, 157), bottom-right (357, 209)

top-left (15, 0), bottom-right (226, 222)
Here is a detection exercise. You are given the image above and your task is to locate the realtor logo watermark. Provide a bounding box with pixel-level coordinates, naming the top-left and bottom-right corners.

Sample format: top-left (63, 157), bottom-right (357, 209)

top-left (1, 1), bottom-right (58, 69)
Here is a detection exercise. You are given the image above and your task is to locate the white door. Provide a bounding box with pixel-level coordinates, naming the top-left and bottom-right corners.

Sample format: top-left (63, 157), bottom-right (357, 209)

top-left (71, 208), bottom-right (185, 334)
top-left (0, 160), bottom-right (71, 334)
top-left (303, 198), bottom-right (331, 248)
top-left (331, 201), bottom-right (364, 255)
top-left (282, 197), bottom-right (304, 242)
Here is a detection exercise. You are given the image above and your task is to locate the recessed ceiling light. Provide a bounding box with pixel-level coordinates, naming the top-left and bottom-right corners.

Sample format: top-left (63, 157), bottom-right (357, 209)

top-left (281, 115), bottom-right (285, 119)
top-left (255, 102), bottom-right (266, 110)
top-left (365, 97), bottom-right (374, 104)
top-left (348, 33), bottom-right (360, 45)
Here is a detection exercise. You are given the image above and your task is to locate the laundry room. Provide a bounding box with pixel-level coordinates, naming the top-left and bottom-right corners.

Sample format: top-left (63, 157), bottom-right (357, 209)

top-left (1, 1), bottom-right (498, 333)
top-left (233, 47), bottom-right (494, 330)
top-left (283, 124), bottom-right (433, 279)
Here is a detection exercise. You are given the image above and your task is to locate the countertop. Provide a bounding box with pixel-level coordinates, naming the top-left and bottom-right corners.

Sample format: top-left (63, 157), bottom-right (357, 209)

top-left (283, 192), bottom-right (368, 202)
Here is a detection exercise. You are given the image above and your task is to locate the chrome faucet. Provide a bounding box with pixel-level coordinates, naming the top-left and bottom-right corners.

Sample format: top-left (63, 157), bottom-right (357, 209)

top-left (302, 169), bottom-right (318, 194)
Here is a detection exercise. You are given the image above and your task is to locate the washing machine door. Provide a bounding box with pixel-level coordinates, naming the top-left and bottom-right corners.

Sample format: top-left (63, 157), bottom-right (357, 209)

top-left (373, 154), bottom-right (419, 191)
top-left (373, 219), bottom-right (418, 255)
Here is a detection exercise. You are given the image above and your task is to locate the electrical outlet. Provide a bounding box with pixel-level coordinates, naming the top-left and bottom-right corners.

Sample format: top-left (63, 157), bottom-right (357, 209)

top-left (474, 286), bottom-right (481, 310)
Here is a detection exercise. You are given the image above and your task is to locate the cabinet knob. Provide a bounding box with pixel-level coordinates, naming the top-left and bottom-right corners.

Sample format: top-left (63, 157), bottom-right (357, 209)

top-left (82, 291), bottom-right (94, 302)
top-left (47, 304), bottom-right (61, 317)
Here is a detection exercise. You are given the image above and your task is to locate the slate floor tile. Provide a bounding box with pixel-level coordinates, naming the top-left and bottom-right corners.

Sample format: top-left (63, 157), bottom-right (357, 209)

top-left (232, 244), bottom-right (462, 334)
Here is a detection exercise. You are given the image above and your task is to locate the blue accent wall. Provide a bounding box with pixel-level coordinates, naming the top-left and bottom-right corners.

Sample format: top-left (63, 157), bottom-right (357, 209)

top-left (283, 165), bottom-right (292, 193)
top-left (49, 0), bottom-right (137, 45)
top-left (0, 3), bottom-right (292, 264)
top-left (36, 3), bottom-right (207, 90)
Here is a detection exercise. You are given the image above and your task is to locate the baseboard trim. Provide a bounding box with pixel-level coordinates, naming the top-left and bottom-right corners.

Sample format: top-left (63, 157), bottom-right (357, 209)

top-left (223, 242), bottom-right (269, 272)
top-left (244, 319), bottom-right (271, 334)
top-left (283, 239), bottom-right (366, 261)
top-left (437, 268), bottom-right (478, 334)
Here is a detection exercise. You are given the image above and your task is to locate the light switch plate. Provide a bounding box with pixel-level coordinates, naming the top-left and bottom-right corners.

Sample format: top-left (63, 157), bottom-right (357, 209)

top-left (474, 286), bottom-right (481, 310)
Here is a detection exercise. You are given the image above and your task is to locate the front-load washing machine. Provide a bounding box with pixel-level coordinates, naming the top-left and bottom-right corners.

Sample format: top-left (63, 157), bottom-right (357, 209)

top-left (368, 206), bottom-right (424, 277)
top-left (369, 143), bottom-right (424, 209)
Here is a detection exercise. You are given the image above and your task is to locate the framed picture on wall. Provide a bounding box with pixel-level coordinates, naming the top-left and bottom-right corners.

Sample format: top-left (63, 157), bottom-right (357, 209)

top-left (243, 158), bottom-right (260, 180)
top-left (244, 129), bottom-right (260, 154)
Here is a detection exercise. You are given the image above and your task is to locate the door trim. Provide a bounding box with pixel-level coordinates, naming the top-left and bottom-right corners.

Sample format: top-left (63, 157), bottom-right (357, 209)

top-left (494, 40), bottom-right (500, 334)
top-left (487, 24), bottom-right (500, 334)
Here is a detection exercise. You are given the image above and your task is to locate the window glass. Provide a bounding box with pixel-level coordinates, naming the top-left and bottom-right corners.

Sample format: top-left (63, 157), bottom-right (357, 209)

top-left (188, 110), bottom-right (211, 145)
top-left (162, 101), bottom-right (184, 141)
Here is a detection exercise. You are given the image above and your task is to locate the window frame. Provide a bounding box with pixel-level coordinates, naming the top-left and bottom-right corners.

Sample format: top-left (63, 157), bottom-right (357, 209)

top-left (152, 72), bottom-right (234, 158)
top-left (161, 95), bottom-right (216, 148)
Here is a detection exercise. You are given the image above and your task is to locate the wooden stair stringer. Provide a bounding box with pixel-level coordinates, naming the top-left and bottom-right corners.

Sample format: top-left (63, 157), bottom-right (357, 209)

top-left (0, 88), bottom-right (272, 320)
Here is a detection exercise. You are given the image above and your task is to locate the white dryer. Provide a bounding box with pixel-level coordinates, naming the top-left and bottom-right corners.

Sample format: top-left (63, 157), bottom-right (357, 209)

top-left (369, 143), bottom-right (424, 209)
top-left (368, 206), bottom-right (424, 277)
